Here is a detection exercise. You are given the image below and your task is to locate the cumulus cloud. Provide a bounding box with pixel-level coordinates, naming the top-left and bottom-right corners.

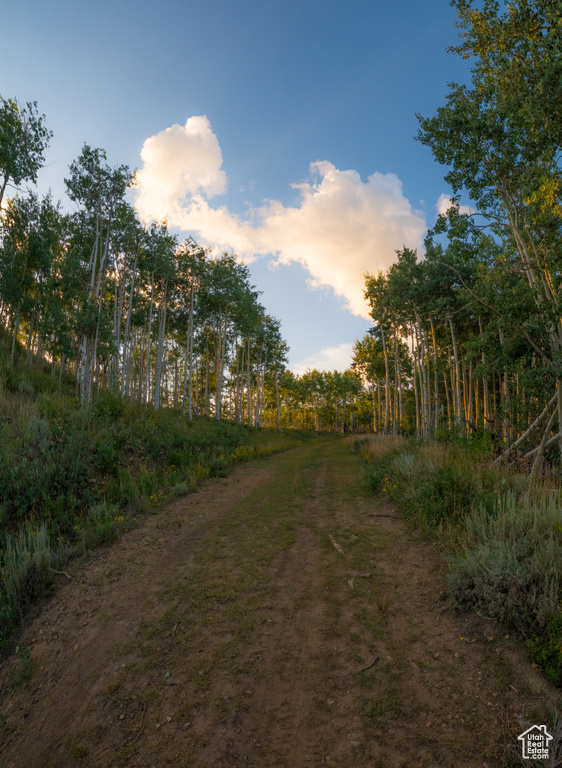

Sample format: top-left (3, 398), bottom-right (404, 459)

top-left (134, 116), bottom-right (427, 319)
top-left (291, 342), bottom-right (355, 375)
top-left (135, 116), bottom-right (227, 221)
top-left (436, 193), bottom-right (476, 217)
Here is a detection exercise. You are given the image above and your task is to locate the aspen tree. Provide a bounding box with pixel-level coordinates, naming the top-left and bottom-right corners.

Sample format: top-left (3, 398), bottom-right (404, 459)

top-left (417, 0), bottom-right (562, 459)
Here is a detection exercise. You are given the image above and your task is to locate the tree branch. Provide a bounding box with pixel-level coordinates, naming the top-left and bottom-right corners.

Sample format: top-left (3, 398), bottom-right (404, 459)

top-left (439, 261), bottom-right (553, 367)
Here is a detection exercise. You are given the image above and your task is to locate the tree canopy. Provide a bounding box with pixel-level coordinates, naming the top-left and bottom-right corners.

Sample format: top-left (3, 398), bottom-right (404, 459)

top-left (0, 97), bottom-right (52, 208)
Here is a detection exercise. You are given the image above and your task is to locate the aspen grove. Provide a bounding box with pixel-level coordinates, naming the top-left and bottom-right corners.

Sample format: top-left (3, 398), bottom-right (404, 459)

top-left (0, 139), bottom-right (297, 426)
top-left (352, 0), bottom-right (562, 476)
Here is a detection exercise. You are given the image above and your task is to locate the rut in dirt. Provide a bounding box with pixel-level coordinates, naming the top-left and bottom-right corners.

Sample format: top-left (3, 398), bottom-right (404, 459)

top-left (0, 437), bottom-right (558, 768)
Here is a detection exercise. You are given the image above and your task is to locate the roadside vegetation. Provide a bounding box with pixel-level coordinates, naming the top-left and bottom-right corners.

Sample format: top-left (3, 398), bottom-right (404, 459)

top-left (0, 332), bottom-right (312, 649)
top-left (348, 0), bottom-right (562, 696)
top-left (357, 433), bottom-right (562, 690)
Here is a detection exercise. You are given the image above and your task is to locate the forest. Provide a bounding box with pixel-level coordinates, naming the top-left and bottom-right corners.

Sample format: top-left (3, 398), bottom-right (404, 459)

top-left (5, 1), bottom-right (561, 461)
top-left (0, 116), bottom-right (370, 433)
top-left (353, 0), bottom-right (562, 472)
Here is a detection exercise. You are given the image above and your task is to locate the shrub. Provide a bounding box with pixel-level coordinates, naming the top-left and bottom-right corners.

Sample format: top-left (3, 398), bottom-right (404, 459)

top-left (91, 391), bottom-right (126, 419)
top-left (82, 503), bottom-right (121, 546)
top-left (528, 614), bottom-right (562, 687)
top-left (361, 437), bottom-right (518, 529)
top-left (0, 523), bottom-right (54, 646)
top-left (37, 391), bottom-right (73, 421)
top-left (412, 463), bottom-right (477, 526)
top-left (171, 481), bottom-right (189, 498)
top-left (360, 435), bottom-right (406, 495)
top-left (105, 467), bottom-right (138, 508)
top-left (93, 435), bottom-right (119, 475)
top-left (447, 493), bottom-right (562, 634)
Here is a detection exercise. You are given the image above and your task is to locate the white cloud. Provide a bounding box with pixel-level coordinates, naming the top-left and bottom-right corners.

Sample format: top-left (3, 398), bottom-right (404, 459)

top-left (291, 342), bottom-right (355, 375)
top-left (436, 193), bottom-right (476, 217)
top-left (134, 117), bottom-right (427, 319)
top-left (135, 116), bottom-right (227, 222)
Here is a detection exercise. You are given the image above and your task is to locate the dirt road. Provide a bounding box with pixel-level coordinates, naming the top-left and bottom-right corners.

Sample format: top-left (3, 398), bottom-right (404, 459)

top-left (0, 438), bottom-right (559, 767)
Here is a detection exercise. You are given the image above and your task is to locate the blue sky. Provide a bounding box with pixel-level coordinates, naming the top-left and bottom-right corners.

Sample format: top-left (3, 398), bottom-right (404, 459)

top-left (2, 0), bottom-right (470, 371)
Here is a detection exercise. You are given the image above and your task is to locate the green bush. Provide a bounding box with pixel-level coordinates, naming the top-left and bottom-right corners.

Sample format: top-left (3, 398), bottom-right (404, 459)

top-left (359, 436), bottom-right (406, 496)
top-left (28, 369), bottom-right (57, 394)
top-left (363, 456), bottom-right (394, 495)
top-left (93, 435), bottom-right (119, 474)
top-left (83, 503), bottom-right (121, 547)
top-left (382, 444), bottom-right (480, 528)
top-left (528, 614), bottom-right (562, 687)
top-left (1, 365), bottom-right (26, 395)
top-left (37, 391), bottom-right (74, 421)
top-left (0, 524), bottom-right (54, 646)
top-left (106, 467), bottom-right (138, 508)
top-left (91, 390), bottom-right (126, 419)
top-left (171, 481), bottom-right (189, 498)
top-left (414, 464), bottom-right (477, 526)
top-left (361, 437), bottom-right (514, 529)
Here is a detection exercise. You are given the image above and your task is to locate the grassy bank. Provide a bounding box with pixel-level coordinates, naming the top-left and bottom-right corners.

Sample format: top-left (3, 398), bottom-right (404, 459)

top-left (0, 360), bottom-right (313, 649)
top-left (356, 434), bottom-right (562, 687)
